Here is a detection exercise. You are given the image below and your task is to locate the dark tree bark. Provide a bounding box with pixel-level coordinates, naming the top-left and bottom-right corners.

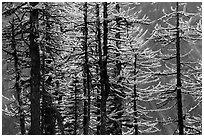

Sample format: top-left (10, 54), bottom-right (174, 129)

top-left (11, 18), bottom-right (25, 135)
top-left (133, 54), bottom-right (138, 135)
top-left (111, 3), bottom-right (123, 135)
top-left (95, 3), bottom-right (101, 135)
top-left (100, 2), bottom-right (110, 135)
top-left (43, 101), bottom-right (55, 135)
top-left (29, 8), bottom-right (41, 135)
top-left (176, 2), bottom-right (184, 135)
top-left (41, 16), bottom-right (46, 135)
top-left (44, 104), bottom-right (64, 135)
top-left (82, 2), bottom-right (90, 135)
top-left (115, 4), bottom-right (121, 75)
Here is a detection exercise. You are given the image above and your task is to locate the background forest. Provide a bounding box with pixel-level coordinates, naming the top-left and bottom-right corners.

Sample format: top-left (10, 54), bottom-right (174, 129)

top-left (1, 2), bottom-right (202, 135)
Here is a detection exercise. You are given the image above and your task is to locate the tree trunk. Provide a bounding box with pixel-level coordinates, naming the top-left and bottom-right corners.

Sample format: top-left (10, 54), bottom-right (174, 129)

top-left (95, 3), bottom-right (101, 135)
top-left (11, 18), bottom-right (25, 135)
top-left (29, 8), bottom-right (41, 135)
top-left (112, 3), bottom-right (122, 135)
top-left (100, 2), bottom-right (109, 135)
top-left (176, 2), bottom-right (184, 135)
top-left (41, 4), bottom-right (57, 134)
top-left (41, 17), bottom-right (46, 135)
top-left (83, 2), bottom-right (90, 135)
top-left (133, 54), bottom-right (138, 135)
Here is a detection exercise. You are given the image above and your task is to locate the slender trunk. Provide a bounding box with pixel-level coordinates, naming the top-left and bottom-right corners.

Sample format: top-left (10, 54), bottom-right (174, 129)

top-left (41, 17), bottom-right (46, 135)
top-left (176, 2), bottom-right (184, 135)
top-left (29, 8), bottom-right (41, 135)
top-left (133, 54), bottom-right (138, 135)
top-left (100, 2), bottom-right (109, 135)
top-left (11, 18), bottom-right (25, 135)
top-left (74, 75), bottom-right (78, 135)
top-left (83, 2), bottom-right (90, 135)
top-left (115, 4), bottom-right (121, 73)
top-left (95, 3), bottom-right (101, 135)
top-left (112, 3), bottom-right (122, 135)
top-left (41, 38), bottom-right (45, 134)
top-left (41, 5), bottom-right (49, 133)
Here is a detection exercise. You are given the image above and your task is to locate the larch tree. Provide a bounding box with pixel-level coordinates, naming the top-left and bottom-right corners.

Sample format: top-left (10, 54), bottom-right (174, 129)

top-left (150, 2), bottom-right (202, 135)
top-left (82, 2), bottom-right (90, 134)
top-left (2, 2), bottom-right (201, 135)
top-left (40, 3), bottom-right (64, 134)
top-left (2, 15), bottom-right (26, 135)
top-left (2, 2), bottom-right (44, 134)
top-left (121, 15), bottom-right (160, 135)
top-left (29, 2), bottom-right (41, 134)
top-left (103, 2), bottom-right (160, 135)
top-left (99, 2), bottom-right (109, 134)
top-left (95, 3), bottom-right (102, 135)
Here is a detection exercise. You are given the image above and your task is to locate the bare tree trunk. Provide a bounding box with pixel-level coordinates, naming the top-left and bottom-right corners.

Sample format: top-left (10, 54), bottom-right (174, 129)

top-left (176, 2), bottom-right (184, 135)
top-left (100, 2), bottom-right (110, 135)
top-left (29, 8), bottom-right (41, 135)
top-left (41, 14), bottom-right (46, 134)
top-left (95, 3), bottom-right (101, 135)
top-left (83, 2), bottom-right (90, 135)
top-left (41, 45), bottom-right (45, 135)
top-left (112, 3), bottom-right (122, 135)
top-left (133, 54), bottom-right (138, 135)
top-left (11, 18), bottom-right (25, 135)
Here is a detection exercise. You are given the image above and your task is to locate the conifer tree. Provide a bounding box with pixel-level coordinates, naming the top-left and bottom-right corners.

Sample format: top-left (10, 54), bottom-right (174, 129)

top-left (95, 3), bottom-right (102, 135)
top-left (100, 2), bottom-right (109, 134)
top-left (29, 4), bottom-right (41, 135)
top-left (150, 2), bottom-right (202, 135)
top-left (2, 2), bottom-right (201, 135)
top-left (2, 16), bottom-right (26, 135)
